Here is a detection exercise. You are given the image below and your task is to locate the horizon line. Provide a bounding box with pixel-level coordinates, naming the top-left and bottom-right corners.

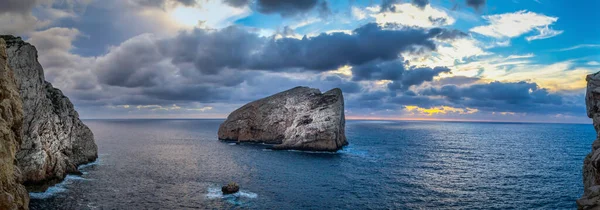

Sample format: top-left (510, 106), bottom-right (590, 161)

top-left (80, 117), bottom-right (592, 125)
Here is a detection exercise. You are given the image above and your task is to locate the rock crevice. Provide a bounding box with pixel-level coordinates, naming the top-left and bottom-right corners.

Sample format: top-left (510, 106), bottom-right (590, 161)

top-left (218, 86), bottom-right (347, 151)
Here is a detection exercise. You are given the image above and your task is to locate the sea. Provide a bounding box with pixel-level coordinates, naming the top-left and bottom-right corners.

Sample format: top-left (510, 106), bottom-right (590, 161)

top-left (29, 119), bottom-right (595, 209)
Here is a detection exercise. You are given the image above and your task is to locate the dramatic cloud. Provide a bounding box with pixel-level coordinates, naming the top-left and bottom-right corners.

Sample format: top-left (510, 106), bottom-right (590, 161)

top-left (224, 0), bottom-right (328, 17)
top-left (162, 23), bottom-right (443, 75)
top-left (222, 0), bottom-right (250, 8)
top-left (0, 0), bottom-right (39, 15)
top-left (465, 0), bottom-right (486, 11)
top-left (419, 81), bottom-right (574, 113)
top-left (470, 10), bottom-right (562, 41)
top-left (351, 60), bottom-right (451, 91)
top-left (370, 3), bottom-right (455, 28)
top-left (412, 0), bottom-right (430, 9)
top-left (130, 0), bottom-right (197, 8)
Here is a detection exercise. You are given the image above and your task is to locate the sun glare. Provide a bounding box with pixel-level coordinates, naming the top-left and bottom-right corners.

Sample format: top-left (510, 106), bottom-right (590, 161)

top-left (171, 6), bottom-right (204, 27)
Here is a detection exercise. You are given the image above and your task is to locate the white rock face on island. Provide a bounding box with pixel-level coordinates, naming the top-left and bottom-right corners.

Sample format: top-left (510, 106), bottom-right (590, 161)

top-left (1, 35), bottom-right (98, 186)
top-left (218, 86), bottom-right (348, 151)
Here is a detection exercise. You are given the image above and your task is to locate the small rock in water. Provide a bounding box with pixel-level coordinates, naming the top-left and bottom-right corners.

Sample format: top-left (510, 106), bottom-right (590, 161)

top-left (222, 182), bottom-right (240, 195)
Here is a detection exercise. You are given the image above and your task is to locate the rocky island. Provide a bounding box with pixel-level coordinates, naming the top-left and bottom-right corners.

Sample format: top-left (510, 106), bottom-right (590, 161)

top-left (218, 87), bottom-right (348, 152)
top-left (0, 36), bottom-right (97, 209)
top-left (579, 72), bottom-right (600, 209)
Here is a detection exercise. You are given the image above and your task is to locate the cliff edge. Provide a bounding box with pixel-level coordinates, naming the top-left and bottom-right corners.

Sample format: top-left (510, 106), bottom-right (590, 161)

top-left (1, 35), bottom-right (98, 188)
top-left (218, 86), bottom-right (347, 152)
top-left (0, 38), bottom-right (29, 210)
top-left (579, 72), bottom-right (600, 209)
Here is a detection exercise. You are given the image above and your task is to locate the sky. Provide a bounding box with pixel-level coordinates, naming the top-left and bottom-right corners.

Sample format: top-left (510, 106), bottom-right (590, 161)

top-left (1, 0), bottom-right (599, 123)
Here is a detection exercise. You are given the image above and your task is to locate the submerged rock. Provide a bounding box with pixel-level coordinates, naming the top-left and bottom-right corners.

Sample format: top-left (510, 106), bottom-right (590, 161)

top-left (218, 86), bottom-right (347, 152)
top-left (579, 72), bottom-right (600, 209)
top-left (222, 182), bottom-right (240, 195)
top-left (0, 38), bottom-right (29, 210)
top-left (1, 35), bottom-right (98, 188)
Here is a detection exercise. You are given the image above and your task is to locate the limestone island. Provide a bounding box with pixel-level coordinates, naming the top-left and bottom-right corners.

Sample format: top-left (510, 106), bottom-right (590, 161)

top-left (218, 87), bottom-right (348, 152)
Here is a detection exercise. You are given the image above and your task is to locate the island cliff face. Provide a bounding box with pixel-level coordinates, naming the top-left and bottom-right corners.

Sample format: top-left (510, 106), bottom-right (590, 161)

top-left (218, 87), bottom-right (347, 151)
top-left (0, 38), bottom-right (29, 210)
top-left (1, 35), bottom-right (98, 187)
top-left (580, 72), bottom-right (600, 209)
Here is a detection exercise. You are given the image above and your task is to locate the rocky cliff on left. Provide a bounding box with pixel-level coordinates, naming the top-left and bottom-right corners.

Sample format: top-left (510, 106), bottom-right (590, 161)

top-left (0, 38), bottom-right (29, 209)
top-left (1, 35), bottom-right (98, 188)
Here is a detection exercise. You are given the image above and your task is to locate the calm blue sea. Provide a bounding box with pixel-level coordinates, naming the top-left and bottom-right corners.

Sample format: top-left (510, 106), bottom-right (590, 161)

top-left (29, 119), bottom-right (595, 209)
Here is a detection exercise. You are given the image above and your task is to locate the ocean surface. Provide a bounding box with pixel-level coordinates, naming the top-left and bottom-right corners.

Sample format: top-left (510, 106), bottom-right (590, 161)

top-left (29, 119), bottom-right (595, 209)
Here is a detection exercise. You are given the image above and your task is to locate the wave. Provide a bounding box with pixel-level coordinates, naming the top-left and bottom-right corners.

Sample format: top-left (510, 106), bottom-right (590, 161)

top-left (29, 175), bottom-right (91, 199)
top-left (206, 187), bottom-right (258, 200)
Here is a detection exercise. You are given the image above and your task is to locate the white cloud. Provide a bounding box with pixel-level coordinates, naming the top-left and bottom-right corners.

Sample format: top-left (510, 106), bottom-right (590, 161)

top-left (403, 37), bottom-right (489, 68)
top-left (553, 44), bottom-right (600, 52)
top-left (368, 3), bottom-right (455, 28)
top-left (351, 6), bottom-right (367, 20)
top-left (470, 10), bottom-right (562, 41)
top-left (525, 25), bottom-right (563, 41)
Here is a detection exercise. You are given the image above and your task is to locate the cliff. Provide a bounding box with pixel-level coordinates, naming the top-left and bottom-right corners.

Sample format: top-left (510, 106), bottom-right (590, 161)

top-left (218, 86), bottom-right (348, 151)
top-left (0, 38), bottom-right (29, 210)
top-left (1, 35), bottom-right (98, 188)
top-left (579, 72), bottom-right (600, 209)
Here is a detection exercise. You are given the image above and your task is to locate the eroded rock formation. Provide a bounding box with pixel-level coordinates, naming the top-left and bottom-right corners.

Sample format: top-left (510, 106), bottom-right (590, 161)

top-left (579, 72), bottom-right (600, 209)
top-left (1, 35), bottom-right (98, 188)
top-left (0, 38), bottom-right (29, 210)
top-left (218, 86), bottom-right (347, 151)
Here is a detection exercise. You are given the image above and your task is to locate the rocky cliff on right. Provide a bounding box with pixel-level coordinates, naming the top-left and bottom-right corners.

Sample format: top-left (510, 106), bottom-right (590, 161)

top-left (579, 72), bottom-right (600, 209)
top-left (218, 86), bottom-right (348, 152)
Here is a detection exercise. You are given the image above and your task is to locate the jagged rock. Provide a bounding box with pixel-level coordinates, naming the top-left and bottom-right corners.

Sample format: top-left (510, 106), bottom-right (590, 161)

top-left (0, 38), bottom-right (29, 210)
top-left (579, 72), bottom-right (600, 210)
top-left (218, 86), bottom-right (348, 151)
top-left (1, 35), bottom-right (98, 188)
top-left (221, 182), bottom-right (240, 195)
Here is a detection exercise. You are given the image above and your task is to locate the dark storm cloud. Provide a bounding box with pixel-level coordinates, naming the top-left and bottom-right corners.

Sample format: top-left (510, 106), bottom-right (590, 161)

top-left (0, 0), bottom-right (39, 14)
top-left (256, 0), bottom-right (318, 17)
top-left (141, 85), bottom-right (228, 102)
top-left (324, 76), bottom-right (362, 93)
top-left (419, 81), bottom-right (573, 113)
top-left (132, 0), bottom-right (196, 8)
top-left (351, 59), bottom-right (450, 91)
top-left (465, 0), bottom-right (486, 11)
top-left (412, 0), bottom-right (430, 9)
top-left (317, 0), bottom-right (331, 18)
top-left (380, 0), bottom-right (400, 12)
top-left (161, 23), bottom-right (440, 75)
top-left (434, 76), bottom-right (480, 86)
top-left (222, 0), bottom-right (250, 8)
top-left (352, 60), bottom-right (406, 81)
top-left (222, 0), bottom-right (330, 17)
top-left (381, 0), bottom-right (429, 11)
top-left (164, 26), bottom-right (264, 75)
top-left (390, 66), bottom-right (451, 90)
top-left (95, 34), bottom-right (165, 87)
top-left (428, 28), bottom-right (468, 40)
top-left (250, 23), bottom-right (438, 71)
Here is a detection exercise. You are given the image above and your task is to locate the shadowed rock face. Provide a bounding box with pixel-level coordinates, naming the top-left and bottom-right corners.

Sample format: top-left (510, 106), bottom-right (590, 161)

top-left (0, 38), bottom-right (29, 210)
top-left (579, 72), bottom-right (600, 209)
top-left (218, 86), bottom-right (347, 152)
top-left (1, 35), bottom-right (97, 188)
